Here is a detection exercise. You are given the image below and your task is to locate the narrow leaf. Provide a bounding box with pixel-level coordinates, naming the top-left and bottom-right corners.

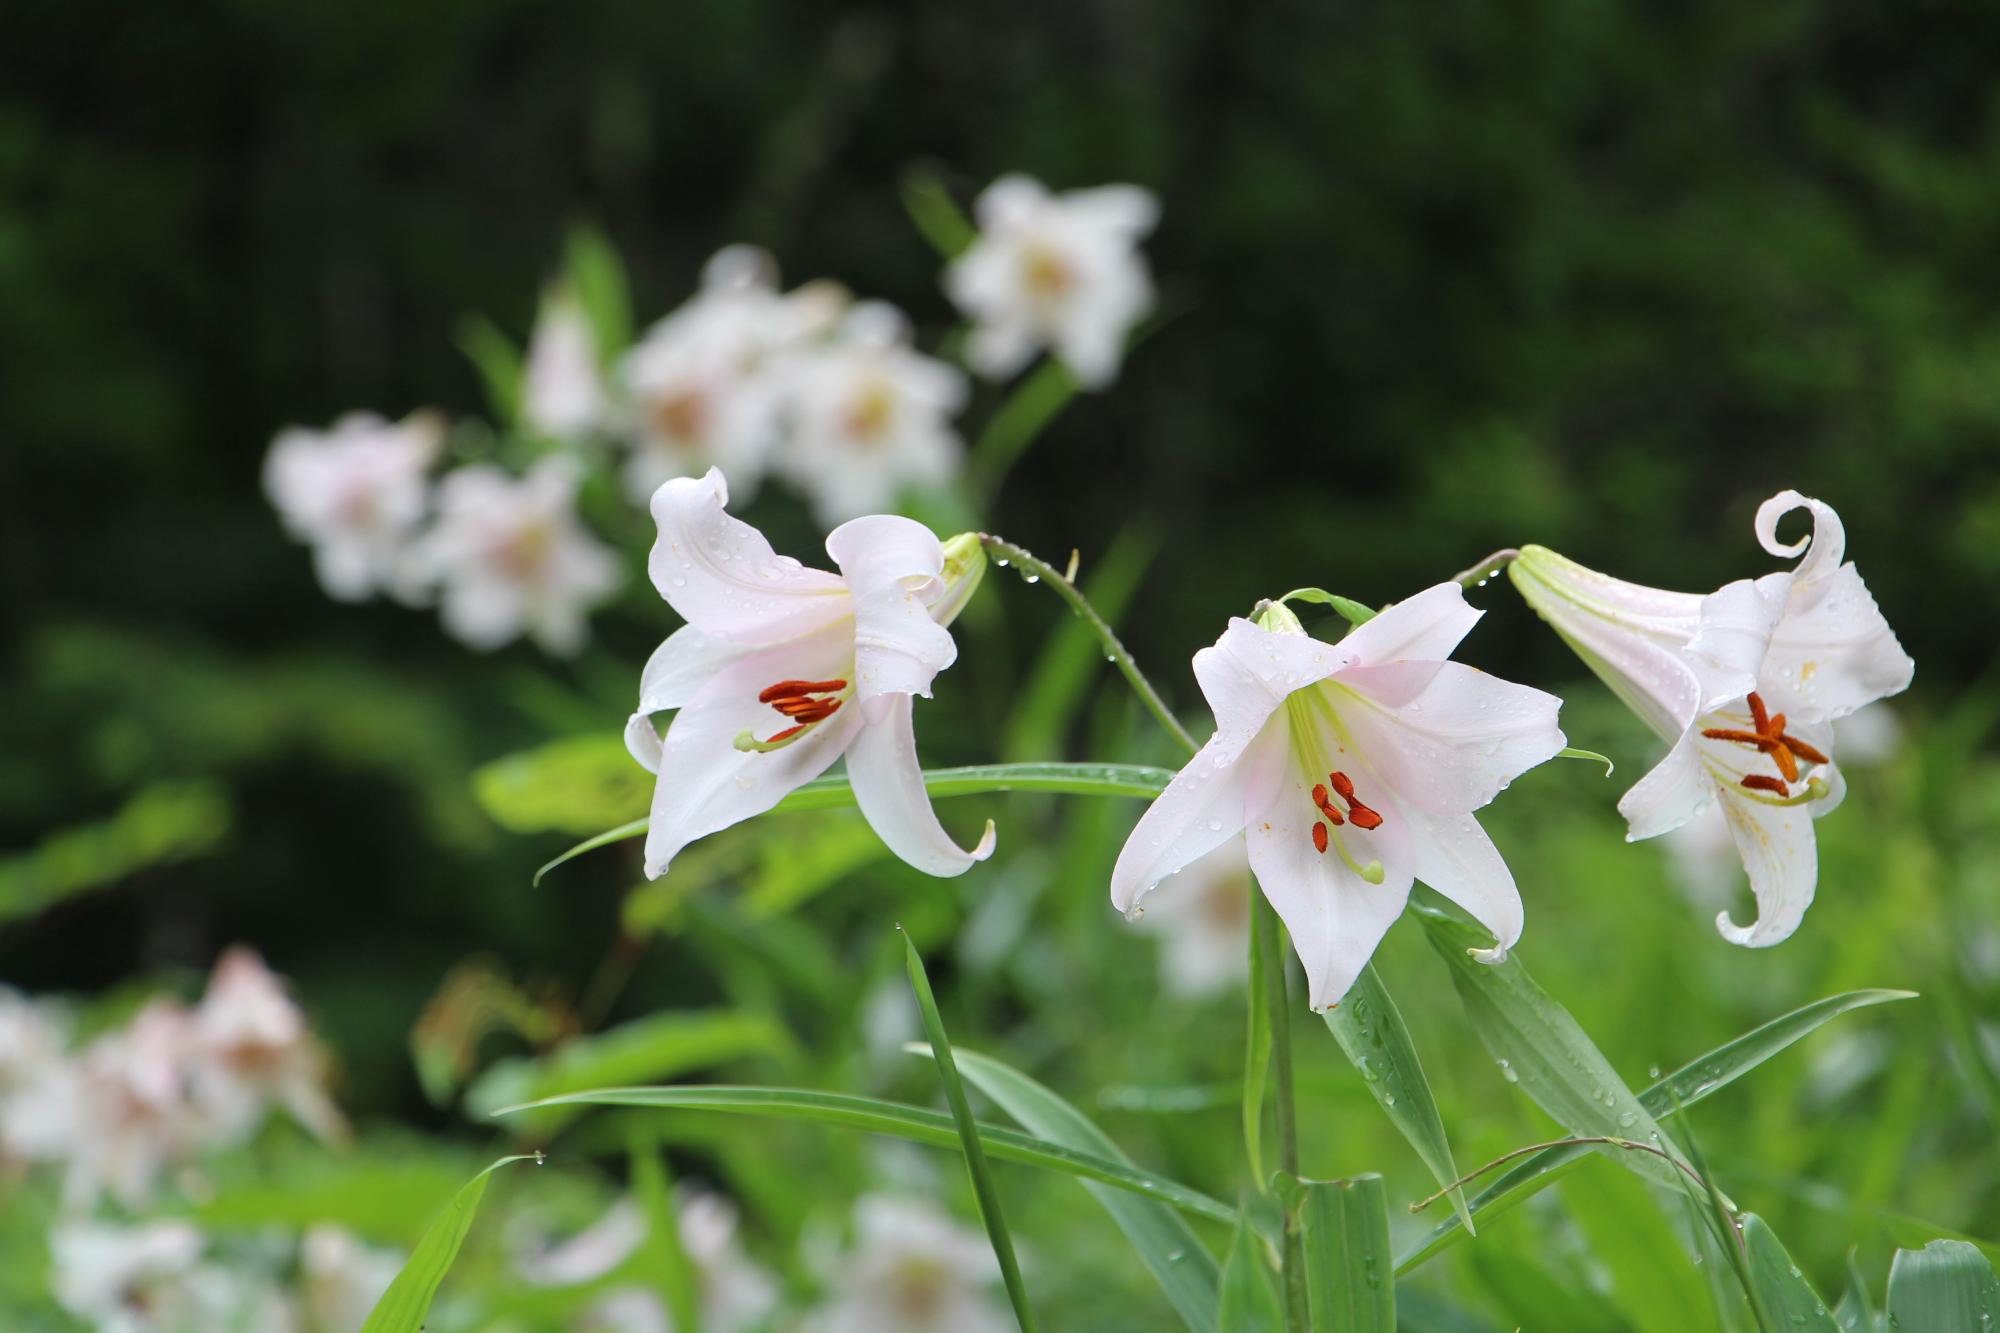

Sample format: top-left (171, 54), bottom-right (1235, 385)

top-left (901, 931), bottom-right (1036, 1332)
top-left (534, 762), bottom-right (1176, 884)
top-left (1324, 963), bottom-right (1471, 1235)
top-left (1885, 1239), bottom-right (2000, 1330)
top-left (455, 314), bottom-right (523, 427)
top-left (917, 1045), bottom-right (1221, 1333)
top-left (564, 223), bottom-right (633, 365)
top-left (1218, 1210), bottom-right (1286, 1333)
top-left (496, 1085), bottom-right (1236, 1225)
top-left (1832, 1249), bottom-right (1878, 1333)
top-left (360, 1154), bottom-right (538, 1333)
top-left (1555, 746), bottom-right (1615, 775)
top-left (1243, 913), bottom-right (1271, 1189)
top-left (1292, 1174), bottom-right (1396, 1333)
top-left (1275, 588), bottom-right (1379, 626)
top-left (900, 164), bottom-right (976, 258)
top-left (1741, 1214), bottom-right (1841, 1331)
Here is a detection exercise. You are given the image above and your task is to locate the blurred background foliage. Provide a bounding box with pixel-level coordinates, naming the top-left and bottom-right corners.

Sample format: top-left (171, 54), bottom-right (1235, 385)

top-left (4, 1), bottom-right (2000, 1328)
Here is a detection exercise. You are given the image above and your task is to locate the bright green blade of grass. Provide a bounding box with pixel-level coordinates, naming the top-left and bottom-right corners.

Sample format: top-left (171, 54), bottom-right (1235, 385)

top-left (1287, 1174), bottom-right (1395, 1333)
top-left (533, 762), bottom-right (1175, 884)
top-left (1218, 1208), bottom-right (1286, 1333)
top-left (359, 1153), bottom-right (539, 1333)
top-left (1324, 963), bottom-right (1471, 1235)
top-left (901, 931), bottom-right (1037, 1333)
top-left (494, 1086), bottom-right (1238, 1226)
top-left (1832, 1250), bottom-right (1878, 1333)
top-left (1741, 1215), bottom-right (1841, 1331)
top-left (913, 1044), bottom-right (1221, 1333)
top-left (1396, 987), bottom-right (1917, 1272)
top-left (1416, 906), bottom-right (1686, 1191)
top-left (1885, 1240), bottom-right (2000, 1329)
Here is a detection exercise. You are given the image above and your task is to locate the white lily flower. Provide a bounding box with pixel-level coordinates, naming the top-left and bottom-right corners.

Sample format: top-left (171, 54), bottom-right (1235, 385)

top-left (618, 246), bottom-right (844, 504)
top-left (0, 987), bottom-right (72, 1162)
top-left (263, 411), bottom-right (442, 602)
top-left (521, 1194), bottom-right (777, 1333)
top-left (51, 1220), bottom-right (207, 1333)
top-left (1510, 490), bottom-right (1915, 946)
top-left (945, 174), bottom-right (1157, 389)
top-left (775, 302), bottom-right (969, 526)
top-left (1111, 585), bottom-right (1566, 1011)
top-left (625, 469), bottom-right (994, 880)
top-left (63, 999), bottom-right (198, 1207)
top-left (187, 947), bottom-right (346, 1147)
top-left (804, 1195), bottom-right (1011, 1333)
top-left (404, 457), bottom-right (623, 656)
top-left (523, 287), bottom-right (606, 440)
top-left (1132, 839), bottom-right (1251, 999)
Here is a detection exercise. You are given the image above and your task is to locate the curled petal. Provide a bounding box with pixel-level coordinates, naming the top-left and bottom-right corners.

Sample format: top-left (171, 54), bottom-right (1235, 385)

top-left (824, 516), bottom-right (957, 708)
top-left (1110, 732), bottom-right (1257, 916)
top-left (1406, 810), bottom-right (1522, 963)
top-left (1760, 563), bottom-right (1914, 723)
top-left (1713, 787), bottom-right (1818, 947)
top-left (1755, 489), bottom-right (1846, 586)
top-left (647, 468), bottom-right (848, 643)
top-left (1191, 619), bottom-right (1348, 765)
top-left (1329, 662), bottom-right (1565, 815)
top-left (1333, 582), bottom-right (1484, 670)
top-left (845, 692), bottom-right (995, 877)
top-left (1617, 729), bottom-right (1710, 842)
top-left (624, 712), bottom-right (663, 774)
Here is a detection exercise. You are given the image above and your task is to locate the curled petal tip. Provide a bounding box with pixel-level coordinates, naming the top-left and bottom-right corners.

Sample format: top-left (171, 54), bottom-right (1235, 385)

top-left (1469, 944), bottom-right (1508, 966)
top-left (971, 819), bottom-right (998, 862)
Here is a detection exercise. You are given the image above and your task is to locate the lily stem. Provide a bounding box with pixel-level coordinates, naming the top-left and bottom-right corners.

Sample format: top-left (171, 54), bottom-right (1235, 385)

top-left (1252, 888), bottom-right (1308, 1331)
top-left (1449, 547), bottom-right (1520, 589)
top-left (976, 534), bottom-right (1200, 756)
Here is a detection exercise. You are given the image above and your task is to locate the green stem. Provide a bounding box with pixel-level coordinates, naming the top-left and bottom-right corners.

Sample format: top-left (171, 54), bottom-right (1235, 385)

top-left (977, 534), bottom-right (1200, 757)
top-left (1253, 887), bottom-right (1308, 1331)
top-left (1449, 547), bottom-right (1520, 588)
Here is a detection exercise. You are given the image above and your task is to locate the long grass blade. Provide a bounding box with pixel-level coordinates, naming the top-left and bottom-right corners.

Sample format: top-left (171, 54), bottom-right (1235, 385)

top-left (360, 1154), bottom-right (539, 1333)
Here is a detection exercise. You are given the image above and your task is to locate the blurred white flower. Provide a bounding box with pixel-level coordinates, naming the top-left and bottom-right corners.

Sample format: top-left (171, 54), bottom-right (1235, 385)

top-left (263, 411), bottom-right (442, 602)
top-left (50, 1220), bottom-right (205, 1333)
top-left (804, 1195), bottom-right (1010, 1333)
top-left (404, 458), bottom-right (623, 655)
top-left (945, 175), bottom-right (1157, 389)
top-left (1113, 588), bottom-right (1565, 1011)
top-left (63, 1000), bottom-right (198, 1208)
top-left (1833, 702), bottom-right (1903, 767)
top-left (1659, 804), bottom-right (1738, 909)
top-left (618, 246), bottom-right (844, 504)
top-left (776, 303), bottom-right (968, 526)
top-left (1512, 490), bottom-right (1914, 946)
top-left (187, 947), bottom-right (345, 1147)
top-left (625, 470), bottom-right (992, 880)
top-left (521, 1193), bottom-right (777, 1333)
top-left (0, 987), bottom-right (72, 1162)
top-left (523, 288), bottom-right (607, 440)
top-left (299, 1225), bottom-right (402, 1333)
top-left (1133, 838), bottom-right (1251, 999)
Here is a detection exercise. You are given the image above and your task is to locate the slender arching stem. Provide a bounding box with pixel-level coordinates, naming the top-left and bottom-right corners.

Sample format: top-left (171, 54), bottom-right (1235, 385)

top-left (1408, 1134), bottom-right (1715, 1214)
top-left (976, 534), bottom-right (1200, 756)
top-left (1449, 547), bottom-right (1520, 589)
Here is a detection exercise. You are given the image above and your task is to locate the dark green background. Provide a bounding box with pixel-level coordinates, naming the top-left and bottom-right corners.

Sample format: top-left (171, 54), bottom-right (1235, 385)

top-left (2, 0), bottom-right (1995, 1119)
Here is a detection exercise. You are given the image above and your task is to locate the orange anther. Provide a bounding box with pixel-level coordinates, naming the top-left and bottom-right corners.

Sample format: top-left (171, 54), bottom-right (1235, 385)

top-left (758, 678), bottom-right (847, 703)
top-left (1782, 735), bottom-right (1830, 766)
top-left (1312, 821), bottom-right (1329, 854)
top-left (1747, 692), bottom-right (1770, 733)
top-left (1741, 774), bottom-right (1789, 796)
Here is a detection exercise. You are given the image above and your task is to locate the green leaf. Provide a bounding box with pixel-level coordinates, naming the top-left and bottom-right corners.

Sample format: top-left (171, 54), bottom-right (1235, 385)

top-left (1218, 1210), bottom-right (1286, 1333)
top-left (456, 313), bottom-right (523, 427)
top-left (0, 780), bottom-right (232, 926)
top-left (1555, 746), bottom-right (1616, 775)
top-left (467, 1009), bottom-right (794, 1135)
top-left (1398, 988), bottom-right (1915, 1273)
top-left (1290, 1174), bottom-right (1395, 1333)
top-left (1885, 1239), bottom-right (2000, 1330)
top-left (564, 223), bottom-right (633, 366)
top-left (1565, 1159), bottom-right (1716, 1333)
top-left (533, 762), bottom-right (1176, 884)
top-left (628, 1127), bottom-right (700, 1333)
top-left (919, 1046), bottom-right (1221, 1333)
top-left (472, 733), bottom-right (652, 836)
top-left (1741, 1214), bottom-right (1841, 1331)
top-left (359, 1154), bottom-right (538, 1333)
top-left (900, 164), bottom-right (977, 258)
top-left (901, 932), bottom-right (1036, 1332)
top-left (1243, 910), bottom-right (1272, 1189)
top-left (492, 1086), bottom-right (1238, 1226)
top-left (1274, 588), bottom-right (1379, 626)
top-left (1324, 963), bottom-right (1470, 1235)
top-left (1416, 906), bottom-right (1686, 1191)
top-left (970, 358), bottom-right (1083, 490)
top-left (1833, 1249), bottom-right (1878, 1333)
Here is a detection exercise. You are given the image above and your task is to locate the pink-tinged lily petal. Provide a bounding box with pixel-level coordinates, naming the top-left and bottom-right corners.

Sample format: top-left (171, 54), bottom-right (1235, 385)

top-left (1405, 809), bottom-right (1522, 963)
top-left (1760, 562), bottom-right (1914, 722)
top-left (824, 516), bottom-right (957, 711)
top-left (1756, 489), bottom-right (1846, 587)
top-left (643, 626), bottom-right (860, 878)
top-left (647, 468), bottom-right (848, 644)
top-left (1617, 730), bottom-right (1709, 841)
top-left (1510, 546), bottom-right (1709, 742)
top-left (624, 713), bottom-right (664, 774)
top-left (1334, 582), bottom-right (1484, 670)
top-left (844, 693), bottom-right (995, 877)
top-left (1192, 619), bottom-right (1349, 764)
top-left (1687, 576), bottom-right (1787, 687)
top-left (1109, 733), bottom-right (1257, 915)
top-left (1713, 788), bottom-right (1817, 946)
top-left (637, 624), bottom-right (754, 715)
top-left (1329, 662), bottom-right (1566, 815)
top-left (1243, 728), bottom-right (1415, 1011)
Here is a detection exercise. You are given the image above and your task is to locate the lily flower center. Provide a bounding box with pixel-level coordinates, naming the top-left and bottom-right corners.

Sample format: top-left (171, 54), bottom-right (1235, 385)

top-left (652, 387), bottom-right (710, 446)
top-left (734, 676), bottom-right (850, 752)
top-left (1699, 691), bottom-right (1833, 806)
top-left (1019, 242), bottom-right (1076, 302)
top-left (1285, 687), bottom-right (1387, 884)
